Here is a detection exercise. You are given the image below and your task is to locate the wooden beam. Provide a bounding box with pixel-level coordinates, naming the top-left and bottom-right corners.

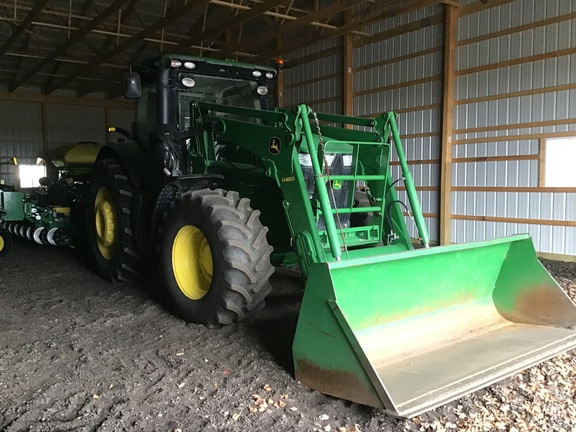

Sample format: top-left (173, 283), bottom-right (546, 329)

top-left (0, 0), bottom-right (50, 57)
top-left (452, 186), bottom-right (576, 193)
top-left (453, 131), bottom-right (576, 145)
top-left (0, 92), bottom-right (133, 109)
top-left (539, 138), bottom-right (547, 188)
top-left (343, 10), bottom-right (353, 118)
top-left (173, 0), bottom-right (293, 53)
top-left (269, 0), bottom-right (444, 62)
top-left (452, 214), bottom-right (576, 228)
top-left (455, 83), bottom-right (576, 106)
top-left (353, 75), bottom-right (441, 97)
top-left (455, 47), bottom-right (576, 77)
top-left (460, 0), bottom-right (516, 16)
top-left (276, 35), bottom-right (284, 107)
top-left (452, 154), bottom-right (539, 163)
top-left (353, 13), bottom-right (444, 48)
top-left (45, 0), bottom-right (212, 95)
top-left (439, 4), bottom-right (457, 245)
top-left (218, 0), bottom-right (367, 58)
top-left (454, 118), bottom-right (576, 135)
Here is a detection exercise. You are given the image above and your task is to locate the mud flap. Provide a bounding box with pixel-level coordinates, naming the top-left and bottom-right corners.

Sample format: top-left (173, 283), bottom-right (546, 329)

top-left (293, 234), bottom-right (576, 418)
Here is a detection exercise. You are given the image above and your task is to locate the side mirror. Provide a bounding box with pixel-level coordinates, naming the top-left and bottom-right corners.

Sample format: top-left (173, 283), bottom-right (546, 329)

top-left (122, 72), bottom-right (141, 99)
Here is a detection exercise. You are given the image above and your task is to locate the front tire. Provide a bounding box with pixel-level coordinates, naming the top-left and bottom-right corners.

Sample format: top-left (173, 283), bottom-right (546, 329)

top-left (87, 159), bottom-right (142, 281)
top-left (0, 227), bottom-right (12, 257)
top-left (159, 189), bottom-right (273, 327)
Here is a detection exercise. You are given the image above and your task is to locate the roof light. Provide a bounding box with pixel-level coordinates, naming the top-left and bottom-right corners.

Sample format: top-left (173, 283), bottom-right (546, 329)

top-left (265, 72), bottom-right (274, 79)
top-left (252, 70), bottom-right (262, 78)
top-left (184, 61), bottom-right (196, 69)
top-left (171, 59), bottom-right (182, 68)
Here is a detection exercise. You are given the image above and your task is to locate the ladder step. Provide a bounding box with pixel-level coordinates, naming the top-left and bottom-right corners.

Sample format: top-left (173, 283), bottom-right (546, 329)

top-left (328, 206), bottom-right (381, 214)
top-left (327, 175), bottom-right (386, 181)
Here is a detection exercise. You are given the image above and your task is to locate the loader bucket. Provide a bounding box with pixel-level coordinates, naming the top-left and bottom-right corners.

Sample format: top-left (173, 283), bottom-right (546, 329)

top-left (293, 234), bottom-right (576, 418)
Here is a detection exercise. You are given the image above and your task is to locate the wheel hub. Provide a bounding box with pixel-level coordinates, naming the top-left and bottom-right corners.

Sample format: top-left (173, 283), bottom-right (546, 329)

top-left (94, 187), bottom-right (117, 260)
top-left (172, 225), bottom-right (213, 300)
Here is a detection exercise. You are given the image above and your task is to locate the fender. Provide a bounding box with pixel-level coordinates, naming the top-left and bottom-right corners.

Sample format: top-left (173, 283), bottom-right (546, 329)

top-left (96, 142), bottom-right (151, 189)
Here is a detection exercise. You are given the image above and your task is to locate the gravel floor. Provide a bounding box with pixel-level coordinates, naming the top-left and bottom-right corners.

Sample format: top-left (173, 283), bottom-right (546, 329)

top-left (1, 239), bottom-right (575, 432)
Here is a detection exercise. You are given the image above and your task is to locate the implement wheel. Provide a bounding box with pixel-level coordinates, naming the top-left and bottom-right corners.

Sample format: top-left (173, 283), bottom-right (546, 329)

top-left (87, 159), bottom-right (141, 281)
top-left (0, 227), bottom-right (12, 257)
top-left (159, 189), bottom-right (273, 328)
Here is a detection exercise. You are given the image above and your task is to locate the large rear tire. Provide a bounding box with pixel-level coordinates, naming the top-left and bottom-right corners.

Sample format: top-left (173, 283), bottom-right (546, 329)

top-left (159, 189), bottom-right (273, 327)
top-left (86, 159), bottom-right (142, 281)
top-left (0, 227), bottom-right (12, 257)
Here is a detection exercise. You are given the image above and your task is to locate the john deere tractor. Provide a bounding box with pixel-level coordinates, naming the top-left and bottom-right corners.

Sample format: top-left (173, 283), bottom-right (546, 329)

top-left (84, 54), bottom-right (576, 418)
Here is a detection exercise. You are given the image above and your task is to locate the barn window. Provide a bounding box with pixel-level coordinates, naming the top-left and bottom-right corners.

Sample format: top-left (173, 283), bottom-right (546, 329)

top-left (545, 137), bottom-right (576, 187)
top-left (18, 164), bottom-right (46, 188)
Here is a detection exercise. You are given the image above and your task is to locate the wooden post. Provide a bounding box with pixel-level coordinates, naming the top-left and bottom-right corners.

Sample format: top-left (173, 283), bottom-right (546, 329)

top-left (538, 138), bottom-right (546, 187)
top-left (439, 4), bottom-right (457, 245)
top-left (343, 10), bottom-right (353, 120)
top-left (276, 37), bottom-right (284, 107)
top-left (41, 99), bottom-right (49, 154)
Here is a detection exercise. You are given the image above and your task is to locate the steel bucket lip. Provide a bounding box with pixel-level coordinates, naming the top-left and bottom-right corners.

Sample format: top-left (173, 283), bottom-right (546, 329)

top-left (326, 234), bottom-right (531, 268)
top-left (380, 332), bottom-right (576, 418)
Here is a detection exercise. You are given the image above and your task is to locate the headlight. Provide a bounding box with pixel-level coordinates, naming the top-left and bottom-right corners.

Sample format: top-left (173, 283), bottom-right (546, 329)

top-left (298, 153), bottom-right (336, 167)
top-left (299, 153), bottom-right (312, 166)
top-left (265, 72), bottom-right (274, 79)
top-left (184, 61), bottom-right (196, 69)
top-left (342, 154), bottom-right (353, 166)
top-left (323, 154), bottom-right (335, 166)
top-left (170, 59), bottom-right (182, 68)
top-left (181, 77), bottom-right (196, 88)
top-left (257, 86), bottom-right (268, 95)
top-left (252, 70), bottom-right (262, 77)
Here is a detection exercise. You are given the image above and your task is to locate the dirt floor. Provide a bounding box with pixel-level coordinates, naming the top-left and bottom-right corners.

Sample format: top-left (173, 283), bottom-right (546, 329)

top-left (1, 239), bottom-right (576, 432)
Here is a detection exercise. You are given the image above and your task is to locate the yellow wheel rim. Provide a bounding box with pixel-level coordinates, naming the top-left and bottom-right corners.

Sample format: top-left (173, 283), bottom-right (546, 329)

top-left (172, 225), bottom-right (213, 300)
top-left (94, 187), bottom-right (117, 260)
top-left (0, 235), bottom-right (4, 252)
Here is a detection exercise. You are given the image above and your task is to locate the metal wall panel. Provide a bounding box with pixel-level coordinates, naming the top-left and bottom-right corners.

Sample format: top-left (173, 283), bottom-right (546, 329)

top-left (284, 38), bottom-right (343, 114)
top-left (0, 100), bottom-right (43, 186)
top-left (108, 108), bottom-right (134, 134)
top-left (351, 5), bottom-right (444, 243)
top-left (0, 97), bottom-right (134, 188)
top-left (453, 0), bottom-right (576, 256)
top-left (45, 104), bottom-right (106, 150)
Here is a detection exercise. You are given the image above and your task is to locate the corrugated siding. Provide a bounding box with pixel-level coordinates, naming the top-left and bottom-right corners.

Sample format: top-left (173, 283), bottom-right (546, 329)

top-left (0, 100), bottom-right (43, 185)
top-left (284, 38), bottom-right (343, 114)
top-left (353, 4), bottom-right (444, 242)
top-left (453, 0), bottom-right (576, 255)
top-left (0, 96), bottom-right (133, 189)
top-left (108, 108), bottom-right (134, 134)
top-left (45, 104), bottom-right (106, 150)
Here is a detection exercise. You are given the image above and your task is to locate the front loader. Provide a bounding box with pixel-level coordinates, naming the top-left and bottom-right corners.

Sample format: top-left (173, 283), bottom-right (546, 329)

top-left (85, 55), bottom-right (576, 418)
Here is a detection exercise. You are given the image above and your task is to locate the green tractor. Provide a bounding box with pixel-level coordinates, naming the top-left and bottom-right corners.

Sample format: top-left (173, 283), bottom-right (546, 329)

top-left (78, 54), bottom-right (576, 418)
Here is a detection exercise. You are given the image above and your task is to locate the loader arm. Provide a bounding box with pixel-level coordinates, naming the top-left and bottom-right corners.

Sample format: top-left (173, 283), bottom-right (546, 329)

top-left (190, 101), bottom-right (425, 273)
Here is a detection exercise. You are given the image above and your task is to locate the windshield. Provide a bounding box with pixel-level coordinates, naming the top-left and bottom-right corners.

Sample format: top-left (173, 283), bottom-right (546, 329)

top-left (179, 75), bottom-right (261, 130)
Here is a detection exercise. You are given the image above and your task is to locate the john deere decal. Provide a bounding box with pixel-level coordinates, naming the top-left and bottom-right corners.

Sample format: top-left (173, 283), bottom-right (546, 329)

top-left (269, 137), bottom-right (281, 155)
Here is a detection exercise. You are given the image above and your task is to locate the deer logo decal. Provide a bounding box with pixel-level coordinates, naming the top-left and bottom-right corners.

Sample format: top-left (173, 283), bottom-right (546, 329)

top-left (269, 137), bottom-right (281, 155)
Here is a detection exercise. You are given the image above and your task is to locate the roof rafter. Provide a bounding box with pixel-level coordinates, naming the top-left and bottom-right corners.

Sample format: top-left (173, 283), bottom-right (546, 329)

top-left (173, 0), bottom-right (293, 53)
top-left (0, 0), bottom-right (51, 57)
top-left (215, 0), bottom-right (367, 58)
top-left (11, 0), bottom-right (131, 92)
top-left (45, 0), bottom-right (212, 95)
